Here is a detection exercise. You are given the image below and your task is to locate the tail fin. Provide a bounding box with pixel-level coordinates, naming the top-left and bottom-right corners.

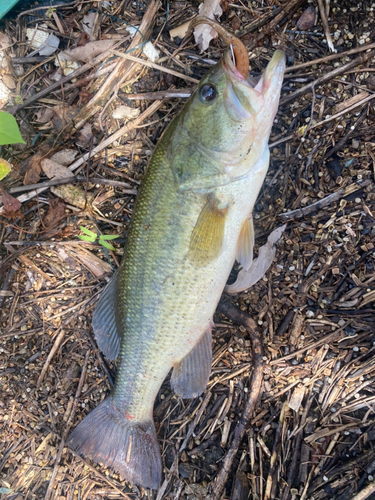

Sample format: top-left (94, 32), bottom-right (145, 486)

top-left (67, 398), bottom-right (162, 489)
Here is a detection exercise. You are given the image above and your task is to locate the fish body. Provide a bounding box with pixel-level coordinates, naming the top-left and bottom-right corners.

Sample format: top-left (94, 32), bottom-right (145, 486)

top-left (67, 49), bottom-right (285, 489)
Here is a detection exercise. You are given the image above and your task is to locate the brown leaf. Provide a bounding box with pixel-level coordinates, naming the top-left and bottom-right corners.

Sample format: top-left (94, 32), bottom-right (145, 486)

top-left (41, 158), bottom-right (72, 179)
top-left (43, 198), bottom-right (66, 228)
top-left (23, 151), bottom-right (45, 185)
top-left (0, 183), bottom-right (22, 218)
top-left (51, 149), bottom-right (78, 166)
top-left (51, 105), bottom-right (78, 132)
top-left (35, 108), bottom-right (54, 123)
top-left (75, 123), bottom-right (93, 148)
top-left (297, 6), bottom-right (317, 31)
top-left (60, 40), bottom-right (115, 62)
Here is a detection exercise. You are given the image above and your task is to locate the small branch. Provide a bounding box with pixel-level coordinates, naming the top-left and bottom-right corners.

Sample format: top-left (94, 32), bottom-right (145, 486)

top-left (8, 177), bottom-right (137, 195)
top-left (278, 180), bottom-right (371, 221)
top-left (349, 481), bottom-right (375, 500)
top-left (280, 49), bottom-right (375, 106)
top-left (36, 328), bottom-right (65, 389)
top-left (111, 50), bottom-right (199, 84)
top-left (285, 41), bottom-right (375, 73)
top-left (208, 297), bottom-right (264, 500)
top-left (317, 0), bottom-right (335, 52)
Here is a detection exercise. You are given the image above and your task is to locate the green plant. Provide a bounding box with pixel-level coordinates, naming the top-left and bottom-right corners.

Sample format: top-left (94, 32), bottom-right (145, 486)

top-left (0, 111), bottom-right (25, 181)
top-left (0, 111), bottom-right (25, 146)
top-left (78, 226), bottom-right (119, 251)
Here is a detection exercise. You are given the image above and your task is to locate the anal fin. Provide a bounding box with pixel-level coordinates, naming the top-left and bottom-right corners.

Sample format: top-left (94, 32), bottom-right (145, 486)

top-left (92, 271), bottom-right (122, 361)
top-left (189, 197), bottom-right (228, 266)
top-left (236, 215), bottom-right (254, 271)
top-left (171, 328), bottom-right (212, 399)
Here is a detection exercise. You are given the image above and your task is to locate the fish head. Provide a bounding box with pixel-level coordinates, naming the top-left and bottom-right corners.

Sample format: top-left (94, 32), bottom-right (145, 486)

top-left (173, 49), bottom-right (285, 185)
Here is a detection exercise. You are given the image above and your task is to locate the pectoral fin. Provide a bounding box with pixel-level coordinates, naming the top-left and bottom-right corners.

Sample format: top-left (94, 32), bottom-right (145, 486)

top-left (171, 328), bottom-right (213, 399)
top-left (236, 215), bottom-right (254, 271)
top-left (189, 197), bottom-right (228, 265)
top-left (92, 271), bottom-right (122, 361)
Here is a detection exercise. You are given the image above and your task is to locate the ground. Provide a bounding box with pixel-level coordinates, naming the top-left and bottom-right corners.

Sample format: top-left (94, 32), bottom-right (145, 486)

top-left (0, 0), bottom-right (375, 499)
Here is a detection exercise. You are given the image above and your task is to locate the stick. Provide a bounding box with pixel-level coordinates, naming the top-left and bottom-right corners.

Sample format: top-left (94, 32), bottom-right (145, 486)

top-left (278, 179), bottom-right (371, 221)
top-left (208, 297), bottom-right (264, 500)
top-left (36, 328), bottom-right (65, 389)
top-left (349, 481), bottom-right (375, 500)
top-left (317, 0), bottom-right (335, 52)
top-left (8, 176), bottom-right (137, 194)
top-left (280, 49), bottom-right (375, 106)
top-left (285, 41), bottom-right (375, 73)
top-left (111, 50), bottom-right (199, 84)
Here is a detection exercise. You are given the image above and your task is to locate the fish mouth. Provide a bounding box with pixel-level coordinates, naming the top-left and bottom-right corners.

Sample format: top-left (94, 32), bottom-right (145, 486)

top-left (222, 49), bottom-right (285, 122)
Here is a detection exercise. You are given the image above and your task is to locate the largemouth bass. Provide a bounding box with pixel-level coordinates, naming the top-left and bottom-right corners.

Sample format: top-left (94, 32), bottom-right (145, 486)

top-left (67, 21), bottom-right (285, 489)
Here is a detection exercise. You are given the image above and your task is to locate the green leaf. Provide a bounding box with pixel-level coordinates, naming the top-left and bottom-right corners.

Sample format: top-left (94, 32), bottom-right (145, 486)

top-left (0, 158), bottom-right (12, 181)
top-left (79, 226), bottom-right (97, 238)
top-left (78, 235), bottom-right (96, 242)
top-left (99, 234), bottom-right (119, 241)
top-left (0, 111), bottom-right (26, 145)
top-left (100, 240), bottom-right (116, 251)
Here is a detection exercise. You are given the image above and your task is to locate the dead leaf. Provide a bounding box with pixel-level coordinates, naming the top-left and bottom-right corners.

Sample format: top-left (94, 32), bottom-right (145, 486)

top-left (51, 184), bottom-right (93, 209)
top-left (2, 74), bottom-right (16, 90)
top-left (51, 149), bottom-right (78, 165)
top-left (226, 224), bottom-right (287, 294)
top-left (67, 246), bottom-right (112, 277)
top-left (0, 183), bottom-right (22, 217)
top-left (51, 105), bottom-right (78, 132)
top-left (194, 0), bottom-right (223, 52)
top-left (75, 123), bottom-right (93, 148)
top-left (169, 20), bottom-right (190, 41)
top-left (297, 6), bottom-right (317, 31)
top-left (35, 108), bottom-right (54, 123)
top-left (60, 40), bottom-right (115, 63)
top-left (56, 247), bottom-right (77, 271)
top-left (23, 152), bottom-right (44, 185)
top-left (288, 386), bottom-right (305, 413)
top-left (41, 158), bottom-right (72, 179)
top-left (43, 198), bottom-right (66, 228)
top-left (0, 32), bottom-right (9, 49)
top-left (82, 12), bottom-right (97, 38)
top-left (38, 33), bottom-right (60, 56)
top-left (112, 105), bottom-right (140, 120)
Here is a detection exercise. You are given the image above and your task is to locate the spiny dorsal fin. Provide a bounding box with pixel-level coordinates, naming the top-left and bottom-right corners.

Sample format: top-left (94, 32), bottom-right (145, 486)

top-left (236, 215), bottom-right (254, 271)
top-left (189, 197), bottom-right (228, 265)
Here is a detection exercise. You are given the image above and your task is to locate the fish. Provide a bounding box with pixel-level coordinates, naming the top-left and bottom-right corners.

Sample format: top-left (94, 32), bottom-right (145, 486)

top-left (67, 18), bottom-right (285, 490)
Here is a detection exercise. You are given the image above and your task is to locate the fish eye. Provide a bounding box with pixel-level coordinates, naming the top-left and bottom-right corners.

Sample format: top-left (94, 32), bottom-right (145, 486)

top-left (199, 84), bottom-right (217, 102)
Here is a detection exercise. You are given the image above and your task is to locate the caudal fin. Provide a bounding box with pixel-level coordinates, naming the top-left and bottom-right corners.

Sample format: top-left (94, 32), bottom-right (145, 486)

top-left (67, 398), bottom-right (162, 489)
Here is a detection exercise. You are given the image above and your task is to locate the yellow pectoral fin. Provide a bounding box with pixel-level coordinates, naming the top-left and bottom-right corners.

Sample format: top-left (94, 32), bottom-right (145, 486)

top-left (189, 198), bottom-right (228, 266)
top-left (236, 215), bottom-right (254, 271)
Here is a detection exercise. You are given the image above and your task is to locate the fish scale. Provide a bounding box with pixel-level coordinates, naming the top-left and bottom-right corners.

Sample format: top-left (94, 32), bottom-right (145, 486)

top-left (67, 45), bottom-right (285, 489)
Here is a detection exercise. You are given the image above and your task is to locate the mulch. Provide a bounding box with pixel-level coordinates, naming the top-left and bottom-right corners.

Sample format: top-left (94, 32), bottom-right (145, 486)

top-left (0, 1), bottom-right (375, 499)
